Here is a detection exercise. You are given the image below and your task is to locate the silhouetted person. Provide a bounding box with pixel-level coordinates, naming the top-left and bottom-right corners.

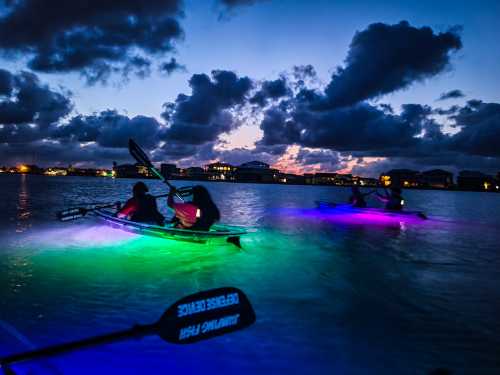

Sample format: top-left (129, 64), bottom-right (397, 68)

top-left (117, 182), bottom-right (165, 225)
top-left (167, 185), bottom-right (220, 230)
top-left (376, 186), bottom-right (404, 211)
top-left (348, 186), bottom-right (374, 208)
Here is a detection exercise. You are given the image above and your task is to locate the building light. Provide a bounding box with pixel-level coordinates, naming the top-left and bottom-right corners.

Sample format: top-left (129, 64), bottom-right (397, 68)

top-left (403, 180), bottom-right (410, 187)
top-left (18, 165), bottom-right (29, 173)
top-left (484, 181), bottom-right (491, 190)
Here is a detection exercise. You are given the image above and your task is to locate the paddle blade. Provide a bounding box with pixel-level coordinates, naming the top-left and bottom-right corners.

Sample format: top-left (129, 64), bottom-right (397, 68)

top-left (128, 138), bottom-right (152, 168)
top-left (157, 287), bottom-right (255, 344)
top-left (56, 208), bottom-right (86, 221)
top-left (227, 236), bottom-right (242, 248)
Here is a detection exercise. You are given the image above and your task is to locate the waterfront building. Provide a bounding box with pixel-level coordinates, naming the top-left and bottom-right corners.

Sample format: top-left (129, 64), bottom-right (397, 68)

top-left (313, 172), bottom-right (338, 185)
top-left (421, 169), bottom-right (454, 189)
top-left (457, 171), bottom-right (495, 191)
top-left (160, 163), bottom-right (179, 179)
top-left (205, 162), bottom-right (236, 181)
top-left (380, 169), bottom-right (420, 187)
top-left (184, 166), bottom-right (208, 180)
top-left (235, 161), bottom-right (278, 183)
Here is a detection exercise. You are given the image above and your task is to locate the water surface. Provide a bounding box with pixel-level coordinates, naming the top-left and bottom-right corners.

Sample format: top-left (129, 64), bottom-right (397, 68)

top-left (1, 174), bottom-right (499, 374)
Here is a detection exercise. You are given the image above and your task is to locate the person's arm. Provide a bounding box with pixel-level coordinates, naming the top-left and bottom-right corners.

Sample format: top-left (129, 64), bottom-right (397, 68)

top-left (117, 198), bottom-right (136, 218)
top-left (167, 187), bottom-right (176, 208)
top-left (375, 191), bottom-right (389, 203)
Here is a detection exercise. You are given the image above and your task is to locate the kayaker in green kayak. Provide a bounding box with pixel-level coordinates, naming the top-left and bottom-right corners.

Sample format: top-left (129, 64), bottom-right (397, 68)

top-left (376, 186), bottom-right (404, 211)
top-left (117, 182), bottom-right (165, 225)
top-left (167, 185), bottom-right (220, 230)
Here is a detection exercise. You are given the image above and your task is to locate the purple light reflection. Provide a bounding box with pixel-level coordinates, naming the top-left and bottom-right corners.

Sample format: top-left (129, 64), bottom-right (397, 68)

top-left (277, 206), bottom-right (429, 228)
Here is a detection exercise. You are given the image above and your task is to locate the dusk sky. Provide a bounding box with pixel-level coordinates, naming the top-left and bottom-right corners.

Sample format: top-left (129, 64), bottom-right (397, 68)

top-left (1, 0), bottom-right (499, 176)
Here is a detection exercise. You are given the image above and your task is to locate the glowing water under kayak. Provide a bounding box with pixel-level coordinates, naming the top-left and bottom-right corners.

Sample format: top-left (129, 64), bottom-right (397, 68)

top-left (94, 209), bottom-right (247, 246)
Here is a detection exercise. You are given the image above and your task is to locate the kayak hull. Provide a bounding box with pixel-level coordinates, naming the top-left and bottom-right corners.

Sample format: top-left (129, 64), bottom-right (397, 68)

top-left (94, 209), bottom-right (247, 245)
top-left (315, 201), bottom-right (428, 220)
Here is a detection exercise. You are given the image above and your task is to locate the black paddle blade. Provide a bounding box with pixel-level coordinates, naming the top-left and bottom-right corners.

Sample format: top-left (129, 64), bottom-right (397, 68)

top-left (128, 138), bottom-right (152, 168)
top-left (56, 208), bottom-right (86, 221)
top-left (227, 236), bottom-right (242, 248)
top-left (157, 287), bottom-right (255, 344)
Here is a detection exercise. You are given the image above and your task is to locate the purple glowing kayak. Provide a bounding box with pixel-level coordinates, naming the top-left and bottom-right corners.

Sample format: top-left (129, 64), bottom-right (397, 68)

top-left (315, 201), bottom-right (428, 220)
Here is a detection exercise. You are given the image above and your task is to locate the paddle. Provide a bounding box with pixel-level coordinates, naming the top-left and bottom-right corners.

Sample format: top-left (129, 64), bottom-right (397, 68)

top-left (56, 193), bottom-right (171, 222)
top-left (128, 139), bottom-right (184, 202)
top-left (0, 287), bottom-right (255, 368)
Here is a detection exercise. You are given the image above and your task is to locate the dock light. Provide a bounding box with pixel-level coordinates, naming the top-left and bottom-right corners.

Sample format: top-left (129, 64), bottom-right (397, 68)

top-left (401, 199), bottom-right (405, 206)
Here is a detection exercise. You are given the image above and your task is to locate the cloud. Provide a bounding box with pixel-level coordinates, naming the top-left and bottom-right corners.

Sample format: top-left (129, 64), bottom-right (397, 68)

top-left (161, 70), bottom-right (252, 144)
top-left (317, 21), bottom-right (462, 109)
top-left (0, 0), bottom-right (184, 84)
top-left (218, 0), bottom-right (268, 7)
top-left (52, 110), bottom-right (162, 148)
top-left (0, 69), bottom-right (13, 96)
top-left (250, 77), bottom-right (292, 107)
top-left (0, 69), bottom-right (72, 143)
top-left (159, 57), bottom-right (186, 75)
top-left (0, 140), bottom-right (131, 167)
top-left (437, 89), bottom-right (465, 101)
top-left (259, 102), bottom-right (424, 152)
top-left (295, 148), bottom-right (345, 171)
top-left (449, 101), bottom-right (500, 156)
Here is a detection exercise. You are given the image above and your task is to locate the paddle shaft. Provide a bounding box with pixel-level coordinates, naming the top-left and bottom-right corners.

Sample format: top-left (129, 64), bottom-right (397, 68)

top-left (0, 323), bottom-right (157, 366)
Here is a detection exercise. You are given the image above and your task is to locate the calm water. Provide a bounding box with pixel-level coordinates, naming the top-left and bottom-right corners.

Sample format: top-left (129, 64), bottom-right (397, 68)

top-left (0, 174), bottom-right (499, 374)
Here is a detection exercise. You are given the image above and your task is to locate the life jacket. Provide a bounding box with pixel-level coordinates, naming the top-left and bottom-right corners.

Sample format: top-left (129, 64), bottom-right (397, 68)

top-left (128, 195), bottom-right (164, 225)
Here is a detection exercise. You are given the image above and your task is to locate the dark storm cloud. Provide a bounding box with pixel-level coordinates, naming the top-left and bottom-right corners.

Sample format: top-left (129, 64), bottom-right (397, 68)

top-left (295, 148), bottom-right (343, 170)
top-left (259, 103), bottom-right (423, 152)
top-left (0, 140), bottom-right (131, 166)
top-left (449, 101), bottom-right (500, 156)
top-left (316, 21), bottom-right (462, 109)
top-left (159, 57), bottom-right (186, 75)
top-left (0, 69), bottom-right (13, 96)
top-left (250, 78), bottom-right (291, 107)
top-left (161, 70), bottom-right (252, 144)
top-left (437, 89), bottom-right (465, 101)
top-left (0, 0), bottom-right (183, 83)
top-left (52, 110), bottom-right (162, 148)
top-left (0, 70), bottom-right (72, 144)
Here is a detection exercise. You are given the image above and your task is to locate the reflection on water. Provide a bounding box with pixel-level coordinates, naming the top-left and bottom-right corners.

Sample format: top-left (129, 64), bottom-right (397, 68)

top-left (16, 174), bottom-right (31, 233)
top-left (0, 175), bottom-right (499, 374)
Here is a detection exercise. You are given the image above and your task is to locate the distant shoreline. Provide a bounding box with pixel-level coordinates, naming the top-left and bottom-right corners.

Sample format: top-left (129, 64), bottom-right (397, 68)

top-left (2, 172), bottom-right (499, 194)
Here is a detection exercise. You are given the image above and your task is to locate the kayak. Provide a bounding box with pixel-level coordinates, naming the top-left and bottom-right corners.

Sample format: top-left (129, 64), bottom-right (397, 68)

top-left (315, 201), bottom-right (428, 220)
top-left (94, 209), bottom-right (247, 246)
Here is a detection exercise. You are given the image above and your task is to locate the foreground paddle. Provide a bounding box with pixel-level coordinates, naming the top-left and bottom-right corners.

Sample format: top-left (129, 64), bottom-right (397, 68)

top-left (0, 287), bottom-right (255, 369)
top-left (128, 139), bottom-right (184, 201)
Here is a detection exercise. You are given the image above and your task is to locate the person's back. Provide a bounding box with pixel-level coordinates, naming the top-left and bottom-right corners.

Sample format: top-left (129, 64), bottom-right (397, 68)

top-left (117, 182), bottom-right (165, 225)
top-left (376, 187), bottom-right (404, 211)
top-left (349, 186), bottom-right (367, 208)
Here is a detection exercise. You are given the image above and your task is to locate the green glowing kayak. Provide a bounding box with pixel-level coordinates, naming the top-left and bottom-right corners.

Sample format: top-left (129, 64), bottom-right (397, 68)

top-left (94, 209), bottom-right (247, 246)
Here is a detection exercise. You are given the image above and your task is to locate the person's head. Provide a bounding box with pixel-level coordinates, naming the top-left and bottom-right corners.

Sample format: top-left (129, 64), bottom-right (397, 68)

top-left (133, 181), bottom-right (148, 197)
top-left (192, 185), bottom-right (220, 222)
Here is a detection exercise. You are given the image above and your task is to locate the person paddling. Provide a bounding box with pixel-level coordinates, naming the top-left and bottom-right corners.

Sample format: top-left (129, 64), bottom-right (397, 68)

top-left (348, 186), bottom-right (374, 208)
top-left (117, 182), bottom-right (165, 225)
top-left (167, 185), bottom-right (220, 230)
top-left (376, 186), bottom-right (404, 211)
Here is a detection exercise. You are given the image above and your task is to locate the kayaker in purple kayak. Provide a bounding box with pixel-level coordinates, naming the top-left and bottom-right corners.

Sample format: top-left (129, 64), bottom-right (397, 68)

top-left (376, 186), bottom-right (404, 211)
top-left (348, 186), bottom-right (375, 208)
